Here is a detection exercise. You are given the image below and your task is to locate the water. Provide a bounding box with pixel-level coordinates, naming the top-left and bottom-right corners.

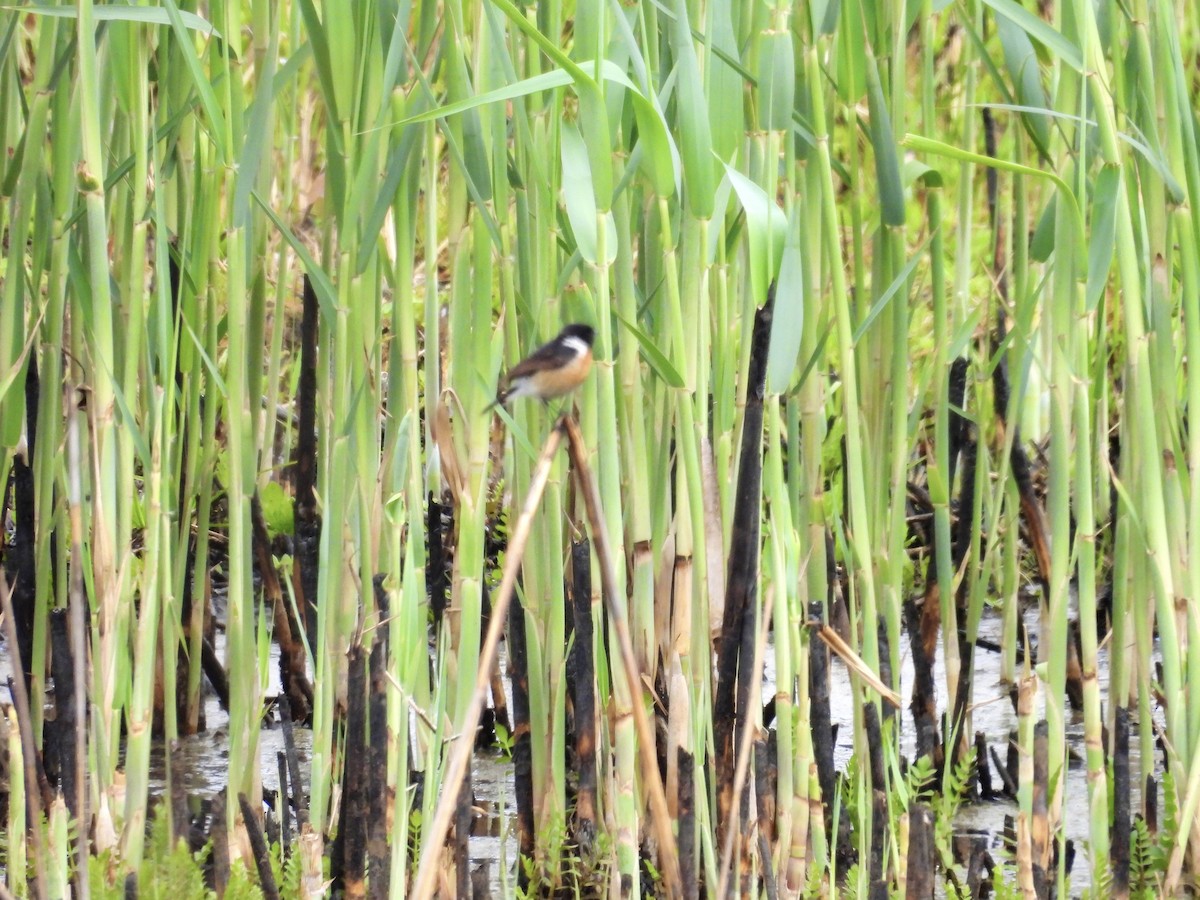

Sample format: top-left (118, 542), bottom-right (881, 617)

top-left (0, 601), bottom-right (1150, 895)
top-left (802, 601), bottom-right (1150, 894)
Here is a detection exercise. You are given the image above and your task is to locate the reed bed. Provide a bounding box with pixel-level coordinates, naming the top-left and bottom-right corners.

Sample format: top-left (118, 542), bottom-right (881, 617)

top-left (0, 0), bottom-right (1197, 897)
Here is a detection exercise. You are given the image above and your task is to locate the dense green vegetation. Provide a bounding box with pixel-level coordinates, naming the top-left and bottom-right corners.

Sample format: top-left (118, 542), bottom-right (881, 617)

top-left (1, 0), bottom-right (1199, 896)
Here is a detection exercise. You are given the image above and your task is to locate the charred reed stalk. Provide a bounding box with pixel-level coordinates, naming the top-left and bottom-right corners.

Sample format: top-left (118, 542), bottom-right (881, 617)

top-left (0, 0), bottom-right (1195, 893)
top-left (714, 291), bottom-right (773, 846)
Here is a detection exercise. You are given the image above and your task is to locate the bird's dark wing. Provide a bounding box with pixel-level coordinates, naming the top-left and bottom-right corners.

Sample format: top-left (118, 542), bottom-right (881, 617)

top-left (503, 338), bottom-right (579, 382)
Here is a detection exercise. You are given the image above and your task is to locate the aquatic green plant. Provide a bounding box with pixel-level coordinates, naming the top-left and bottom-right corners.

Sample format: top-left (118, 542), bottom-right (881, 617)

top-left (1, 0), bottom-right (1198, 896)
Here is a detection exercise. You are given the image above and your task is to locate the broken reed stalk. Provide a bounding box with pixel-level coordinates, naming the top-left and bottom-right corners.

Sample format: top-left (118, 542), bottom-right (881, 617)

top-left (47, 612), bottom-right (75, 815)
top-left (238, 792), bottom-right (280, 900)
top-left (677, 747), bottom-right (696, 899)
top-left (411, 421), bottom-right (564, 898)
top-left (563, 414), bottom-right (683, 898)
top-left (507, 585), bottom-right (535, 870)
top-left (366, 580), bottom-right (390, 899)
top-left (293, 275), bottom-right (321, 653)
top-left (906, 802), bottom-right (936, 899)
top-left (279, 695), bottom-right (307, 826)
top-left (340, 643), bottom-right (368, 898)
top-left (277, 752), bottom-right (291, 853)
top-left (1111, 706), bottom-right (1130, 892)
top-left (808, 600), bottom-right (836, 836)
top-left (714, 290), bottom-right (771, 863)
top-left (813, 623), bottom-right (902, 709)
top-left (10, 357), bottom-right (38, 702)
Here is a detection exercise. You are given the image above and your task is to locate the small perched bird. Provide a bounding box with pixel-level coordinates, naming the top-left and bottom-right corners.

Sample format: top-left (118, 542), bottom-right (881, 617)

top-left (486, 323), bottom-right (595, 411)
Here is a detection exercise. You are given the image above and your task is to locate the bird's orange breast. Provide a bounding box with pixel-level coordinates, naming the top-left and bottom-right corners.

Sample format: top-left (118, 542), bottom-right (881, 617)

top-left (526, 350), bottom-right (592, 398)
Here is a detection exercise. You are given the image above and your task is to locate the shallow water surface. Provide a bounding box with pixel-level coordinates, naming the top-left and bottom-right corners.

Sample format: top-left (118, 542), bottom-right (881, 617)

top-left (0, 601), bottom-right (1145, 895)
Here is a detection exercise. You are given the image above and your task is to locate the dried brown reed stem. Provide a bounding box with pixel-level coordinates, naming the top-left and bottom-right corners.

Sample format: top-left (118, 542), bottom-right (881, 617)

top-left (411, 420), bottom-right (564, 898)
top-left (563, 414), bottom-right (682, 898)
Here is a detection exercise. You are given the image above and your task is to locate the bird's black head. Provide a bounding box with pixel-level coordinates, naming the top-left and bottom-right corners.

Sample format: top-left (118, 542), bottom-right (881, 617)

top-left (560, 323), bottom-right (595, 347)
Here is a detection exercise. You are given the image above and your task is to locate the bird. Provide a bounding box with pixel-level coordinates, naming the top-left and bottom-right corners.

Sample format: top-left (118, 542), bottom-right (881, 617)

top-left (485, 323), bottom-right (595, 412)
